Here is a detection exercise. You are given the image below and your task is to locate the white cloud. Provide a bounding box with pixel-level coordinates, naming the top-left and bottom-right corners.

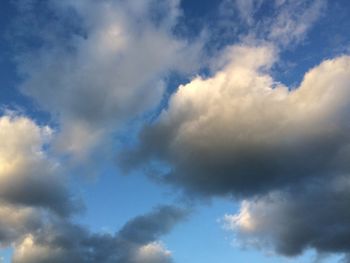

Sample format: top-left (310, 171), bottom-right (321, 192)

top-left (135, 242), bottom-right (172, 263)
top-left (17, 0), bottom-right (201, 159)
top-left (12, 234), bottom-right (66, 263)
top-left (0, 114), bottom-right (76, 216)
top-left (0, 114), bottom-right (53, 177)
top-left (125, 44), bottom-right (350, 197)
top-left (267, 0), bottom-right (327, 46)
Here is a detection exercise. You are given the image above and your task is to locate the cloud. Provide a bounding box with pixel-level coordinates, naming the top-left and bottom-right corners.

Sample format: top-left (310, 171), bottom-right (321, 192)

top-left (223, 175), bottom-right (350, 257)
top-left (11, 205), bottom-right (187, 263)
top-left (0, 114), bottom-right (79, 216)
top-left (0, 203), bottom-right (41, 246)
top-left (217, 0), bottom-right (326, 48)
top-left (134, 242), bottom-right (172, 263)
top-left (266, 0), bottom-right (327, 46)
top-left (123, 45), bottom-right (350, 199)
top-left (233, 0), bottom-right (264, 26)
top-left (14, 0), bottom-right (201, 158)
top-left (0, 113), bottom-right (185, 262)
top-left (119, 205), bottom-right (188, 244)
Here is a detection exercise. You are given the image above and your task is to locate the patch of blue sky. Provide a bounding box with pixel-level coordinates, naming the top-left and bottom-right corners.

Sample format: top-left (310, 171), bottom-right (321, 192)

top-left (0, 248), bottom-right (13, 263)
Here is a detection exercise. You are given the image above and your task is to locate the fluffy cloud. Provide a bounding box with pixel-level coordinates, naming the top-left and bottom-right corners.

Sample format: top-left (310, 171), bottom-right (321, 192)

top-left (15, 0), bottom-right (201, 158)
top-left (0, 114), bottom-right (78, 216)
top-left (123, 45), bottom-right (350, 198)
top-left (223, 175), bottom-right (350, 257)
top-left (0, 113), bottom-right (185, 262)
top-left (12, 205), bottom-right (186, 263)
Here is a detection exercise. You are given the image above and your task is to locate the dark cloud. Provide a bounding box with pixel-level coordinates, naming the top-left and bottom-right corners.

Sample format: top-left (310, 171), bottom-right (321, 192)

top-left (224, 175), bottom-right (350, 257)
top-left (12, 205), bottom-right (187, 263)
top-left (0, 169), bottom-right (80, 217)
top-left (119, 205), bottom-right (189, 244)
top-left (0, 204), bottom-right (42, 246)
top-left (121, 47), bottom-right (350, 199)
top-left (0, 114), bottom-right (81, 216)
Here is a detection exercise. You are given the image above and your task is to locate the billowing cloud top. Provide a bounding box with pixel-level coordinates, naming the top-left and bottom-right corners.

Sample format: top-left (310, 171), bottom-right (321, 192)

top-left (0, 114), bottom-right (77, 216)
top-left (124, 45), bottom-right (350, 197)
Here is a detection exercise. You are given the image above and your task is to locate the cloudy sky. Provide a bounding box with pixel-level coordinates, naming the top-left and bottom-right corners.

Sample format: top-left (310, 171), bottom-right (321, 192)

top-left (1, 0), bottom-right (350, 262)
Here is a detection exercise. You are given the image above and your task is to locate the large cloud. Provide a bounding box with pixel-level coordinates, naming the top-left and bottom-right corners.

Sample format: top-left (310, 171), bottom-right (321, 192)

top-left (123, 45), bottom-right (350, 198)
top-left (223, 175), bottom-right (350, 258)
top-left (0, 112), bottom-right (83, 256)
top-left (14, 0), bottom-right (201, 158)
top-left (0, 114), bottom-right (186, 262)
top-left (0, 114), bottom-right (78, 216)
top-left (12, 205), bottom-right (187, 263)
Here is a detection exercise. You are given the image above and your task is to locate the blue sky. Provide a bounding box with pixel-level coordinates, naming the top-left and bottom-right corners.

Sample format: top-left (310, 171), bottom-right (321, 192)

top-left (1, 0), bottom-right (350, 263)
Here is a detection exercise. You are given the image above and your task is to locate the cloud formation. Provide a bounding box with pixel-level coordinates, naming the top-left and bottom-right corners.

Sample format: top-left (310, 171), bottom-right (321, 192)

top-left (124, 45), bottom-right (350, 198)
top-left (0, 113), bottom-right (186, 262)
top-left (0, 114), bottom-right (78, 216)
top-left (0, 204), bottom-right (41, 246)
top-left (15, 0), bottom-right (201, 158)
top-left (223, 175), bottom-right (350, 257)
top-left (218, 0), bottom-right (326, 47)
top-left (12, 205), bottom-right (187, 263)
top-left (5, 0), bottom-right (350, 261)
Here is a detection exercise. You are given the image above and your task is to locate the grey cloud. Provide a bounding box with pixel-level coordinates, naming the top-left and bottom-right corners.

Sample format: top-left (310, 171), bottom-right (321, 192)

top-left (119, 205), bottom-right (188, 244)
top-left (224, 175), bottom-right (350, 257)
top-left (121, 46), bottom-right (350, 199)
top-left (0, 164), bottom-right (80, 217)
top-left (0, 114), bottom-right (183, 262)
top-left (12, 205), bottom-right (187, 263)
top-left (0, 114), bottom-right (81, 216)
top-left (14, 0), bottom-right (201, 158)
top-left (0, 204), bottom-right (42, 246)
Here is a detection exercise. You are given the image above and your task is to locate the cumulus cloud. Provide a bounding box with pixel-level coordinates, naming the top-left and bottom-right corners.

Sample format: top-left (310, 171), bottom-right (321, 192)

top-left (123, 45), bottom-right (350, 198)
top-left (223, 175), bottom-right (350, 257)
top-left (14, 0), bottom-right (201, 158)
top-left (12, 205), bottom-right (186, 263)
top-left (0, 113), bottom-right (185, 262)
top-left (0, 114), bottom-right (78, 216)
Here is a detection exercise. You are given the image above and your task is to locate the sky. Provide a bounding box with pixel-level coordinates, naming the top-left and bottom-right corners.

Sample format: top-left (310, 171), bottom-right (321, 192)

top-left (1, 0), bottom-right (350, 262)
